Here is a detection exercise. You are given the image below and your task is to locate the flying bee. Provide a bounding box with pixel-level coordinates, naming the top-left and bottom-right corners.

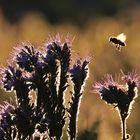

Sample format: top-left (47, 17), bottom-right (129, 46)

top-left (109, 33), bottom-right (126, 51)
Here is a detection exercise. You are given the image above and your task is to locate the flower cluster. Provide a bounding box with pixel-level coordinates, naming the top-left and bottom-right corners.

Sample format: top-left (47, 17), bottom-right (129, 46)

top-left (0, 36), bottom-right (90, 140)
top-left (93, 71), bottom-right (140, 140)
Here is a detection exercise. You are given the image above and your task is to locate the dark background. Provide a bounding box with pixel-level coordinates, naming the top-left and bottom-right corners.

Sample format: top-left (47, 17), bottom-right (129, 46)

top-left (0, 0), bottom-right (139, 25)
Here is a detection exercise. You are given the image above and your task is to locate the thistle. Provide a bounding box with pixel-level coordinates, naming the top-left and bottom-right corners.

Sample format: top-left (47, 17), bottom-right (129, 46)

top-left (0, 102), bottom-right (15, 140)
top-left (93, 71), bottom-right (139, 140)
top-left (0, 35), bottom-right (90, 140)
top-left (67, 56), bottom-right (91, 140)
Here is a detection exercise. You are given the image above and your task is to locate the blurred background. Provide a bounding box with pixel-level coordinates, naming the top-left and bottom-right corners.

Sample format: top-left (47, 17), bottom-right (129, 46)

top-left (0, 0), bottom-right (140, 139)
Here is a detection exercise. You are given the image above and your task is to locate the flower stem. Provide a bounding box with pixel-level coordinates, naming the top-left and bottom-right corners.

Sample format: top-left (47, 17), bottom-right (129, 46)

top-left (121, 114), bottom-right (127, 140)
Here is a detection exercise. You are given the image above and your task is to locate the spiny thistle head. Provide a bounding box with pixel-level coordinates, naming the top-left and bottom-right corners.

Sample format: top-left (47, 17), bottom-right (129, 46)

top-left (122, 71), bottom-right (140, 87)
top-left (93, 71), bottom-right (139, 118)
top-left (14, 42), bottom-right (40, 72)
top-left (0, 102), bottom-right (15, 139)
top-left (1, 66), bottom-right (22, 91)
top-left (0, 65), bottom-right (32, 93)
top-left (44, 34), bottom-right (71, 62)
top-left (69, 55), bottom-right (91, 88)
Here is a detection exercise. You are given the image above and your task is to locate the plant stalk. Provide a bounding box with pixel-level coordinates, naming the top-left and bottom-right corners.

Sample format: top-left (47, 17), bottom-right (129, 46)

top-left (121, 114), bottom-right (127, 140)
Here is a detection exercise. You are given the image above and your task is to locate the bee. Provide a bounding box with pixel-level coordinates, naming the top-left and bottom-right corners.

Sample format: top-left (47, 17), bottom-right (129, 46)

top-left (109, 33), bottom-right (126, 51)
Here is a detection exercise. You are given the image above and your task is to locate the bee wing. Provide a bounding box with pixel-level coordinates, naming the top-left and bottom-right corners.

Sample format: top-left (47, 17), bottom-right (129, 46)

top-left (116, 33), bottom-right (126, 42)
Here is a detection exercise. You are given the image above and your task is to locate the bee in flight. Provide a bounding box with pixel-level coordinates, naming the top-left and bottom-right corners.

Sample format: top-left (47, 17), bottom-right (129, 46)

top-left (109, 33), bottom-right (126, 51)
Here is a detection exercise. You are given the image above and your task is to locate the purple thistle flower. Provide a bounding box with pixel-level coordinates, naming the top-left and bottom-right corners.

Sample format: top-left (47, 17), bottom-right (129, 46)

top-left (44, 34), bottom-right (71, 59)
top-left (14, 42), bottom-right (40, 72)
top-left (121, 70), bottom-right (140, 88)
top-left (0, 102), bottom-right (15, 139)
top-left (93, 74), bottom-right (124, 105)
top-left (1, 65), bottom-right (22, 91)
top-left (69, 56), bottom-right (91, 88)
top-left (68, 55), bottom-right (91, 140)
top-left (44, 34), bottom-right (61, 50)
top-left (93, 71), bottom-right (140, 140)
top-left (93, 72), bottom-right (139, 106)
